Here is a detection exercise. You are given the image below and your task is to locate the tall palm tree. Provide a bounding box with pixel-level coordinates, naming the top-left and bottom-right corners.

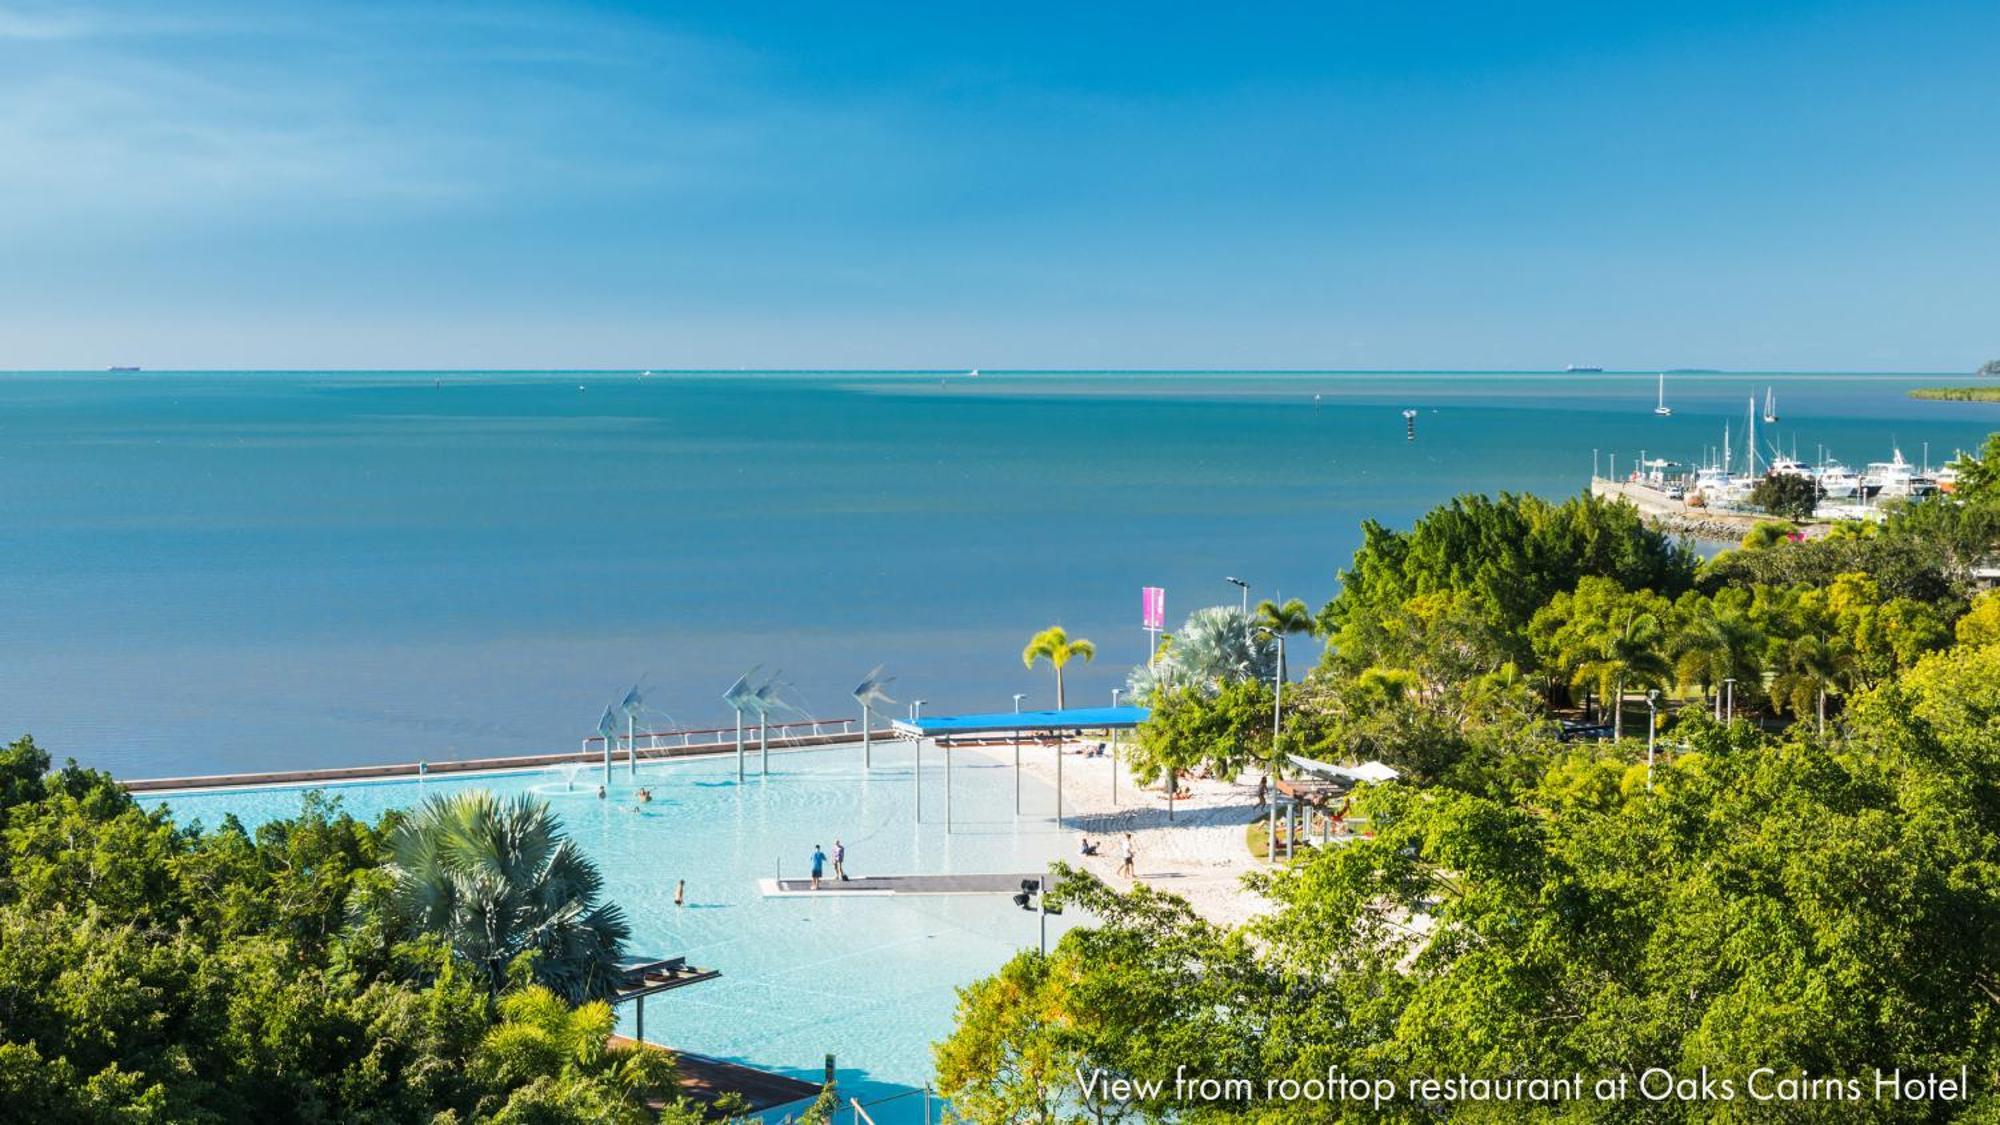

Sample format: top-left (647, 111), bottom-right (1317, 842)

top-left (1669, 601), bottom-right (1764, 717)
top-left (1254, 597), bottom-right (1316, 685)
top-left (391, 791), bottom-right (631, 1002)
top-left (1573, 607), bottom-right (1671, 739)
top-left (1022, 625), bottom-right (1095, 710)
top-left (1772, 634), bottom-right (1843, 733)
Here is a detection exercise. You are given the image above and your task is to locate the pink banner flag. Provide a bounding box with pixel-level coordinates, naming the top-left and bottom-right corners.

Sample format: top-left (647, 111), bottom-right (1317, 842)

top-left (1142, 586), bottom-right (1165, 630)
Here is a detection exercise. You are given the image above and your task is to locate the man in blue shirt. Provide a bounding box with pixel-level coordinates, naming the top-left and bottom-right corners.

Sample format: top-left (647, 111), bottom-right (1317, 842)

top-left (811, 844), bottom-right (827, 890)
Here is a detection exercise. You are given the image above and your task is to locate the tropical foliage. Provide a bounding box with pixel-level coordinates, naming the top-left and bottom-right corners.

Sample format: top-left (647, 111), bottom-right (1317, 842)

top-left (1124, 606), bottom-right (1275, 704)
top-left (0, 745), bottom-right (709, 1123)
top-left (945, 438), bottom-right (2000, 1119)
top-left (391, 791), bottom-right (631, 1002)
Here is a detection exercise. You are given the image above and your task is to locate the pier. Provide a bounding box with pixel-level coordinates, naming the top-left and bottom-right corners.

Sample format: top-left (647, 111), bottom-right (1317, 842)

top-left (1590, 477), bottom-right (1849, 539)
top-left (759, 872), bottom-right (1054, 897)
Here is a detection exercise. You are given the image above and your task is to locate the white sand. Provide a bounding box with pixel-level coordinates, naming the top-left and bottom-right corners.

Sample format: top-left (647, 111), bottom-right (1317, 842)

top-left (962, 737), bottom-right (1277, 928)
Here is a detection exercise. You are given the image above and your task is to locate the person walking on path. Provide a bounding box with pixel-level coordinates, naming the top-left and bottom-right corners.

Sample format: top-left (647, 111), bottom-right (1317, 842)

top-left (832, 839), bottom-right (848, 881)
top-left (1118, 832), bottom-right (1136, 879)
top-left (810, 844), bottom-right (827, 890)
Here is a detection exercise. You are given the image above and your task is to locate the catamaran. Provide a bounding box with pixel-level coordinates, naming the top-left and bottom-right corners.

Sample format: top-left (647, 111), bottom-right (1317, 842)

top-left (1762, 386), bottom-right (1778, 424)
top-left (1653, 373), bottom-right (1672, 416)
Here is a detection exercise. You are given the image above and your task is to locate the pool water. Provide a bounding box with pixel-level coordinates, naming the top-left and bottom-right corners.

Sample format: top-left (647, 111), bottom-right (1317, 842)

top-left (141, 742), bottom-right (1078, 1119)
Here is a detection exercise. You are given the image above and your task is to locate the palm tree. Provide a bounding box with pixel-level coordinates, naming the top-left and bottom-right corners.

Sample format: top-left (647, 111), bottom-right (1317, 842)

top-left (1125, 606), bottom-right (1277, 703)
top-left (1254, 597), bottom-right (1316, 685)
top-left (1669, 601), bottom-right (1764, 717)
top-left (1573, 606), bottom-right (1671, 739)
top-left (1022, 625), bottom-right (1095, 710)
top-left (1252, 597), bottom-right (1316, 796)
top-left (391, 791), bottom-right (631, 1002)
top-left (1772, 634), bottom-right (1843, 733)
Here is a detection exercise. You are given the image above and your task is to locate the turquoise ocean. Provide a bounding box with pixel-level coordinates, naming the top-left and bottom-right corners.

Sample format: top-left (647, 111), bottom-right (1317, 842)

top-left (3, 370), bottom-right (1993, 779)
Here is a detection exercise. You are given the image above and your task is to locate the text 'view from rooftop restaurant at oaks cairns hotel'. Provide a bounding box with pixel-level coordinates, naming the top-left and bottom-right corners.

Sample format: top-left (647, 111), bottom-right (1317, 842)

top-left (4, 2), bottom-right (2000, 1122)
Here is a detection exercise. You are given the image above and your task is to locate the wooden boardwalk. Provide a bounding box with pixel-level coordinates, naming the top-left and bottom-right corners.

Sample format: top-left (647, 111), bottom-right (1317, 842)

top-left (761, 872), bottom-right (1050, 897)
top-left (610, 1037), bottom-right (821, 1114)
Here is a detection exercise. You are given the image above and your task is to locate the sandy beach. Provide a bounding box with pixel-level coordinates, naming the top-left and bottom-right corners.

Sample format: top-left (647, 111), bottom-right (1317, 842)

top-left (963, 737), bottom-right (1275, 928)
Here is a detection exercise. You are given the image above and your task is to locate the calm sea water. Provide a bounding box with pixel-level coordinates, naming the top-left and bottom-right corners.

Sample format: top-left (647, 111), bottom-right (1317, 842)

top-left (3, 370), bottom-right (1993, 778)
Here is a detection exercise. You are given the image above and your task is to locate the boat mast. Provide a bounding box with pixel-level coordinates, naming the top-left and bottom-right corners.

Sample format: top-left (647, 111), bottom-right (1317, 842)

top-left (1746, 397), bottom-right (1758, 478)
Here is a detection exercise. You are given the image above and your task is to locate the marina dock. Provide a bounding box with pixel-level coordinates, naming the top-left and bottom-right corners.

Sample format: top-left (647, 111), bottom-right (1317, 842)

top-left (760, 872), bottom-right (1052, 897)
top-left (1590, 477), bottom-right (1845, 539)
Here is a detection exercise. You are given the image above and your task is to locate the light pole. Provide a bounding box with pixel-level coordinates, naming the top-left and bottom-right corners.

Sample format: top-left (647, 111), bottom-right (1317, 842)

top-left (1013, 877), bottom-right (1061, 955)
top-left (1013, 693), bottom-right (1026, 817)
top-left (1110, 688), bottom-right (1122, 806)
top-left (911, 699), bottom-right (927, 822)
top-left (1645, 690), bottom-right (1659, 790)
top-left (1722, 678), bottom-right (1736, 724)
top-left (1226, 576), bottom-right (1249, 617)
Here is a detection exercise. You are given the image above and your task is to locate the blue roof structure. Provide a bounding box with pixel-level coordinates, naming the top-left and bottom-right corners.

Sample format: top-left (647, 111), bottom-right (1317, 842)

top-left (890, 705), bottom-right (1149, 737)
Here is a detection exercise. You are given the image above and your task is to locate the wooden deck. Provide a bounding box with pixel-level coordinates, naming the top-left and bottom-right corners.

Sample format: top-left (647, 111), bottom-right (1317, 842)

top-left (761, 871), bottom-right (1050, 897)
top-left (610, 1037), bottom-right (822, 1114)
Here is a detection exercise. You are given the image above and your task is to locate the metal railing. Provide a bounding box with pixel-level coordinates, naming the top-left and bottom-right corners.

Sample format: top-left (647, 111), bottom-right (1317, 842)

top-left (850, 1085), bottom-right (933, 1124)
top-left (579, 717), bottom-right (865, 757)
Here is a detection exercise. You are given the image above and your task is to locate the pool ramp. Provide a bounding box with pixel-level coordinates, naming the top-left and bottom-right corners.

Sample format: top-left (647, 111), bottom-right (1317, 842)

top-left (759, 872), bottom-right (1052, 897)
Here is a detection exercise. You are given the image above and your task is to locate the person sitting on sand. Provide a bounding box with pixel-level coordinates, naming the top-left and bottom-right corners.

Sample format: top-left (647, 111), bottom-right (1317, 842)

top-left (1078, 836), bottom-right (1099, 857)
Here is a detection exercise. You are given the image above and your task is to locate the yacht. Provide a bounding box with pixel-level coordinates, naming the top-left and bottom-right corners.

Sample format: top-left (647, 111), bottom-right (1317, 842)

top-left (1653, 373), bottom-right (1672, 416)
top-left (1862, 449), bottom-right (1937, 499)
top-left (1566, 364), bottom-right (1604, 373)
top-left (1761, 387), bottom-right (1779, 424)
top-left (1814, 461), bottom-right (1860, 499)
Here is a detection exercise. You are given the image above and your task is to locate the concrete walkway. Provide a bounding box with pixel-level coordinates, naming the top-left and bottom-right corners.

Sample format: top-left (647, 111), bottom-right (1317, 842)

top-left (759, 872), bottom-right (1049, 897)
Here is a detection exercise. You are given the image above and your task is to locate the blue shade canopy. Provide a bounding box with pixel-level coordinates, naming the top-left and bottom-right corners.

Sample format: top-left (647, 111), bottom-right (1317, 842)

top-left (891, 706), bottom-right (1149, 737)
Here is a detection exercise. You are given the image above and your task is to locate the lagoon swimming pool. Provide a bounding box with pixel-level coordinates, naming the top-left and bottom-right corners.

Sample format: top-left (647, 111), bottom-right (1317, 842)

top-left (140, 742), bottom-right (1076, 1120)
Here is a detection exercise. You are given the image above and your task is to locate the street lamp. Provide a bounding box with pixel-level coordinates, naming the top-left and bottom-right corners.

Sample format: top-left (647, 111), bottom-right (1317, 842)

top-left (1645, 690), bottom-right (1660, 790)
top-left (1225, 576), bottom-right (1250, 616)
top-left (910, 699), bottom-right (928, 822)
top-left (1722, 678), bottom-right (1736, 724)
top-left (1012, 876), bottom-right (1062, 955)
top-left (1012, 693), bottom-right (1027, 816)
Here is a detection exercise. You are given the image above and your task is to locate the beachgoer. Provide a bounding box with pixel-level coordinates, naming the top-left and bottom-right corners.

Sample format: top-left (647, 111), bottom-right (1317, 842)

top-left (810, 844), bottom-right (827, 890)
top-left (833, 839), bottom-right (848, 881)
top-left (596, 785), bottom-right (605, 799)
top-left (1118, 832), bottom-right (1136, 879)
top-left (1257, 775), bottom-right (1268, 805)
top-left (1078, 836), bottom-right (1098, 857)
top-left (637, 787), bottom-right (652, 803)
top-left (675, 879), bottom-right (685, 907)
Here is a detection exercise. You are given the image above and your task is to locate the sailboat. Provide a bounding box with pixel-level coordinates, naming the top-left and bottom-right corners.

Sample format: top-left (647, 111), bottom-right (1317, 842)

top-left (1653, 373), bottom-right (1672, 416)
top-left (1762, 386), bottom-right (1778, 424)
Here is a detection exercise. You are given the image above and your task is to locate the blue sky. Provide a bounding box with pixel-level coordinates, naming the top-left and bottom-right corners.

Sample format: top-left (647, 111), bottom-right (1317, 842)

top-left (1, 0), bottom-right (1995, 370)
